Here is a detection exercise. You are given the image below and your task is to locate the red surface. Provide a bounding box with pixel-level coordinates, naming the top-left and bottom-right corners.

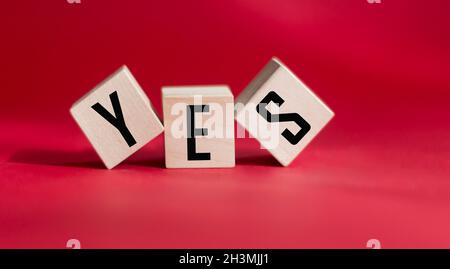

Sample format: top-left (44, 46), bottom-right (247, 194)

top-left (0, 0), bottom-right (449, 248)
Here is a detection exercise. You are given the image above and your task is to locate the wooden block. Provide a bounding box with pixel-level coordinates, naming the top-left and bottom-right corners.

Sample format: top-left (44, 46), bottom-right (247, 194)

top-left (162, 86), bottom-right (235, 168)
top-left (235, 58), bottom-right (334, 166)
top-left (70, 66), bottom-right (164, 169)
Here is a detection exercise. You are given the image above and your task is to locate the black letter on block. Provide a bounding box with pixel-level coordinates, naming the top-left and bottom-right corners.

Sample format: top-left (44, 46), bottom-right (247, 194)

top-left (91, 91), bottom-right (137, 147)
top-left (187, 105), bottom-right (211, 161)
top-left (257, 91), bottom-right (311, 145)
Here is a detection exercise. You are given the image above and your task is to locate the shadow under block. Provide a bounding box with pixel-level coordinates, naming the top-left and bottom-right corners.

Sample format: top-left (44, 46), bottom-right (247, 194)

top-left (162, 86), bottom-right (235, 168)
top-left (70, 66), bottom-right (164, 169)
top-left (235, 58), bottom-right (334, 166)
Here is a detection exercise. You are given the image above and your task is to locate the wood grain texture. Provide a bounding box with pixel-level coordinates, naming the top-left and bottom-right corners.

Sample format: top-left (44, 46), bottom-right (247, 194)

top-left (236, 57), bottom-right (334, 166)
top-left (163, 86), bottom-right (235, 168)
top-left (70, 66), bottom-right (163, 169)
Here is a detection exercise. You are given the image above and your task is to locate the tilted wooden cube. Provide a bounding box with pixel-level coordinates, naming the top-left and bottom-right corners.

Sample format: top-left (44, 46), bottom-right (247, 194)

top-left (70, 66), bottom-right (164, 169)
top-left (235, 58), bottom-right (334, 166)
top-left (162, 86), bottom-right (235, 168)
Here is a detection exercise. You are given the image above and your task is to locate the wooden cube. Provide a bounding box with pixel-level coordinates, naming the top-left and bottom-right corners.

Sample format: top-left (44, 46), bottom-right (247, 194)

top-left (70, 66), bottom-right (164, 169)
top-left (162, 86), bottom-right (235, 168)
top-left (235, 58), bottom-right (334, 166)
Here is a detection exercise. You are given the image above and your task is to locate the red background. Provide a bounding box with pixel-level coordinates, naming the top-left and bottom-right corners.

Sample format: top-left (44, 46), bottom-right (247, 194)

top-left (0, 0), bottom-right (449, 248)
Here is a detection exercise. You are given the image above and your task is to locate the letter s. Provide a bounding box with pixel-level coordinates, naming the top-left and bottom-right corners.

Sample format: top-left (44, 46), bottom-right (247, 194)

top-left (256, 91), bottom-right (311, 145)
